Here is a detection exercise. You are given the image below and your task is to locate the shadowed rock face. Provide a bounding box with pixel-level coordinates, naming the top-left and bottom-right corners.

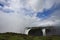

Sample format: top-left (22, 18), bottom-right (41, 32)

top-left (28, 28), bottom-right (52, 36)
top-left (25, 26), bottom-right (60, 36)
top-left (28, 28), bottom-right (43, 36)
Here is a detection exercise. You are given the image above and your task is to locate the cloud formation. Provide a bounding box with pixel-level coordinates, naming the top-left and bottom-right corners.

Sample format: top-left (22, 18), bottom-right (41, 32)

top-left (0, 0), bottom-right (60, 33)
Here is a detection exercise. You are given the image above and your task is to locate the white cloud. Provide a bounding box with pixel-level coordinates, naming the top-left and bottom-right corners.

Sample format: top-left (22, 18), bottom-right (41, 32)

top-left (0, 0), bottom-right (60, 34)
top-left (0, 0), bottom-right (38, 33)
top-left (27, 0), bottom-right (44, 12)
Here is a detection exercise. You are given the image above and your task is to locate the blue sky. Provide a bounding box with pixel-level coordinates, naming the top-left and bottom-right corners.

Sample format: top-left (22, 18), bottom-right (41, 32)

top-left (36, 3), bottom-right (60, 19)
top-left (0, 0), bottom-right (60, 33)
